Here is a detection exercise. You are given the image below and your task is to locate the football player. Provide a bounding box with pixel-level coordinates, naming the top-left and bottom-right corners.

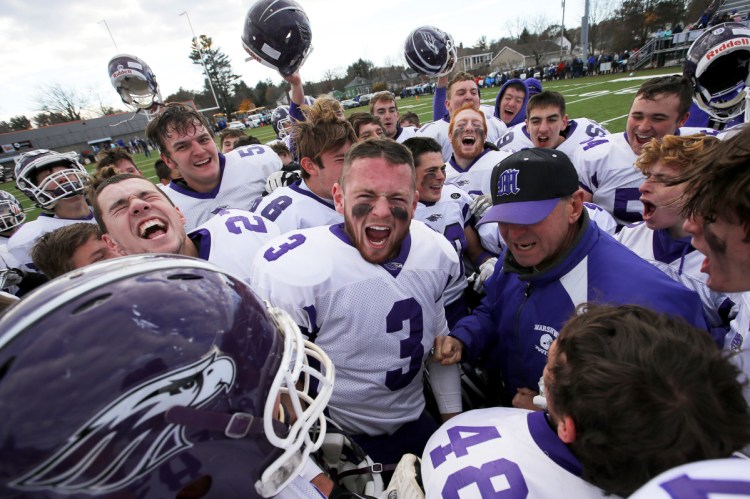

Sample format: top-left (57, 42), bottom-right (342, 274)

top-left (0, 190), bottom-right (25, 251)
top-left (570, 75), bottom-right (710, 226)
top-left (0, 255), bottom-right (337, 498)
top-left (30, 223), bottom-right (120, 278)
top-left (348, 112), bottom-right (385, 141)
top-left (418, 72), bottom-right (507, 161)
top-left (444, 104), bottom-right (512, 196)
top-left (251, 115), bottom-right (356, 234)
top-left (629, 458), bottom-right (750, 498)
top-left (95, 147), bottom-right (143, 176)
top-left (425, 304), bottom-right (750, 497)
top-left (405, 137), bottom-right (496, 324)
top-left (7, 149), bottom-right (96, 273)
top-left (92, 174), bottom-right (282, 282)
top-left (146, 103), bottom-right (282, 231)
top-left (218, 128), bottom-right (247, 154)
top-left (251, 139), bottom-right (462, 467)
top-left (496, 91), bottom-right (609, 156)
top-left (370, 91), bottom-right (418, 143)
top-left (617, 134), bottom-right (735, 335)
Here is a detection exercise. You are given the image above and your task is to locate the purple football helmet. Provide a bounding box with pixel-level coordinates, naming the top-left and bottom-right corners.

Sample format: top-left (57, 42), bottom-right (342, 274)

top-left (241, 0), bottom-right (313, 77)
top-left (684, 22), bottom-right (750, 122)
top-left (0, 255), bottom-right (334, 498)
top-left (0, 190), bottom-right (25, 232)
top-left (404, 26), bottom-right (457, 77)
top-left (271, 105), bottom-right (291, 139)
top-left (108, 53), bottom-right (163, 114)
top-left (14, 149), bottom-right (89, 209)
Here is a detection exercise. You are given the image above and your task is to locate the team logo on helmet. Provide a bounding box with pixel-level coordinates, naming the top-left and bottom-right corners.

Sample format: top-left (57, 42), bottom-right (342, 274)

top-left (421, 31), bottom-right (439, 54)
top-left (12, 352), bottom-right (236, 494)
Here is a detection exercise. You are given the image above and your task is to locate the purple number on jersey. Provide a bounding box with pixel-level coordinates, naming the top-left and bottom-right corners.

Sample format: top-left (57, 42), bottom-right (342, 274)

top-left (613, 187), bottom-right (642, 223)
top-left (225, 215), bottom-right (268, 234)
top-left (263, 233), bottom-right (306, 262)
top-left (581, 138), bottom-right (608, 151)
top-left (260, 196), bottom-right (292, 222)
top-left (442, 458), bottom-right (529, 498)
top-left (385, 298), bottom-right (424, 391)
top-left (585, 123), bottom-right (607, 138)
top-left (496, 131), bottom-right (515, 149)
top-left (430, 426), bottom-right (500, 468)
top-left (661, 474), bottom-right (750, 498)
top-left (237, 145), bottom-right (266, 157)
top-left (443, 222), bottom-right (467, 276)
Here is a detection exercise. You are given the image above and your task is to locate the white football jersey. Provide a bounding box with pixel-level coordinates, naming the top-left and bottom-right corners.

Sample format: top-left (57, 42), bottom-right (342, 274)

top-left (417, 112), bottom-right (508, 162)
top-left (250, 179), bottom-right (342, 234)
top-left (163, 144), bottom-right (282, 231)
top-left (570, 131), bottom-right (642, 225)
top-left (0, 237), bottom-right (16, 269)
top-left (629, 457), bottom-right (750, 498)
top-left (445, 149), bottom-right (513, 196)
top-left (496, 118), bottom-right (609, 157)
top-left (6, 211), bottom-right (97, 273)
top-left (414, 184), bottom-right (472, 306)
top-left (726, 292), bottom-right (750, 411)
top-left (188, 208), bottom-right (283, 283)
top-left (422, 408), bottom-right (608, 498)
top-left (251, 221), bottom-right (461, 436)
top-left (394, 126), bottom-right (418, 144)
top-left (617, 223), bottom-right (736, 329)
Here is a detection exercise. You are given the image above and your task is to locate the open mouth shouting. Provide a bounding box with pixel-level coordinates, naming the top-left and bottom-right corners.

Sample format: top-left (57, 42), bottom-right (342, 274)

top-left (139, 218), bottom-right (168, 239)
top-left (365, 224), bottom-right (391, 249)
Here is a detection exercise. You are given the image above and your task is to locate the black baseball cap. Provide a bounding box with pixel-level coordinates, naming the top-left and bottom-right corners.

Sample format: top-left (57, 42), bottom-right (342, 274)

top-left (478, 148), bottom-right (580, 225)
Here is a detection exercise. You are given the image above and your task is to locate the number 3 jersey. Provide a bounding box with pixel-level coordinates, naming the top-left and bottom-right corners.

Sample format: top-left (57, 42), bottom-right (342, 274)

top-left (250, 220), bottom-right (462, 436)
top-left (421, 408), bottom-right (607, 498)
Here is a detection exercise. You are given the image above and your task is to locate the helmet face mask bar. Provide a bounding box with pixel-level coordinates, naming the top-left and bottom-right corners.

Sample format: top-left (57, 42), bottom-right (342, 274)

top-left (272, 105), bottom-right (291, 139)
top-left (14, 149), bottom-right (89, 210)
top-left (241, 0), bottom-right (313, 77)
top-left (684, 23), bottom-right (750, 122)
top-left (404, 26), bottom-right (457, 77)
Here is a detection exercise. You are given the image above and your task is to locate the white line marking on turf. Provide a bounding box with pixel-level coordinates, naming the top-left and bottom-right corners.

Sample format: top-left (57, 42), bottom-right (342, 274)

top-left (600, 114), bottom-right (629, 125)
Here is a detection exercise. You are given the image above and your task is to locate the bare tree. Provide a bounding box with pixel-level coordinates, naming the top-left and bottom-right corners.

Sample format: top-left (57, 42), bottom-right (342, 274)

top-left (35, 83), bottom-right (90, 122)
top-left (530, 15), bottom-right (551, 36)
top-left (505, 17), bottom-right (527, 42)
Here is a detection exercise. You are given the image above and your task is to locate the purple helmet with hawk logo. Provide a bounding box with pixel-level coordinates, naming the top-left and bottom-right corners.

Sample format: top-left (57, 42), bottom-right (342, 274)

top-left (684, 22), bottom-right (750, 122)
top-left (404, 26), bottom-right (457, 77)
top-left (0, 254), bottom-right (334, 498)
top-left (271, 105), bottom-right (291, 139)
top-left (241, 0), bottom-right (313, 77)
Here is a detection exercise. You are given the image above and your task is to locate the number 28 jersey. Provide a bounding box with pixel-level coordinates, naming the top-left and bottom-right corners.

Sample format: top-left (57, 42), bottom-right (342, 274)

top-left (250, 221), bottom-right (461, 436)
top-left (422, 408), bottom-right (607, 498)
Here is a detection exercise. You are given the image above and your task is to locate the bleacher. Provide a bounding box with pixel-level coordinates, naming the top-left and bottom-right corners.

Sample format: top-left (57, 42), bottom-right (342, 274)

top-left (715, 0), bottom-right (750, 18)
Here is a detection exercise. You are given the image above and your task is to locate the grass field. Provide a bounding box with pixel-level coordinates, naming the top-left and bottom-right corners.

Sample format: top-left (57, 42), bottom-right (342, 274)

top-left (4, 66), bottom-right (678, 222)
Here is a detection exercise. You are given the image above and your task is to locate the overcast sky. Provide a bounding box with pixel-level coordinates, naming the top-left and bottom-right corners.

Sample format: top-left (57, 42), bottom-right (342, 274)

top-left (0, 0), bottom-right (587, 122)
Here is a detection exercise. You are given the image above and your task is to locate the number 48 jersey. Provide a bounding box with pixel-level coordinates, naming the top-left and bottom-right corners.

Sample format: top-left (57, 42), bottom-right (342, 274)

top-left (422, 408), bottom-right (608, 498)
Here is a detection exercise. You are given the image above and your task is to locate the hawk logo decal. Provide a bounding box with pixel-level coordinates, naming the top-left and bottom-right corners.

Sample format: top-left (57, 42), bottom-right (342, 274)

top-left (420, 31), bottom-right (439, 55)
top-left (12, 352), bottom-right (235, 494)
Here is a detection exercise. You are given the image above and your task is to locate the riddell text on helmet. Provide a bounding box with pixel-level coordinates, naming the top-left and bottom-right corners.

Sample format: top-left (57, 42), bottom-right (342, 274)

top-left (706, 38), bottom-right (750, 60)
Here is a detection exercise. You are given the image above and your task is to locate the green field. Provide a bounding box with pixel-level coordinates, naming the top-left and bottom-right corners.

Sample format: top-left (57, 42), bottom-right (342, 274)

top-left (3, 66), bottom-right (678, 222)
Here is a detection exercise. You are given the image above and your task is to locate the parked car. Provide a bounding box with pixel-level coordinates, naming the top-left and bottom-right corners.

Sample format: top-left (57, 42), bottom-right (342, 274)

top-left (227, 121), bottom-right (246, 130)
top-left (341, 99), bottom-right (359, 109)
top-left (247, 113), bottom-right (263, 128)
top-left (357, 93), bottom-right (373, 107)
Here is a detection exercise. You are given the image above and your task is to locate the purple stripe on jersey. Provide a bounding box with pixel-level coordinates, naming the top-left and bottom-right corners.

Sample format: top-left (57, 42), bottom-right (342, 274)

top-left (167, 154), bottom-right (226, 200)
top-left (527, 411), bottom-right (584, 477)
top-left (448, 148), bottom-right (493, 174)
top-left (393, 126), bottom-right (404, 141)
top-left (653, 228), bottom-right (695, 265)
top-left (289, 180), bottom-right (336, 209)
top-left (564, 119), bottom-right (579, 139)
top-left (189, 228), bottom-right (212, 261)
top-left (522, 124), bottom-right (531, 140)
top-left (578, 181), bottom-right (593, 194)
top-left (329, 223), bottom-right (413, 277)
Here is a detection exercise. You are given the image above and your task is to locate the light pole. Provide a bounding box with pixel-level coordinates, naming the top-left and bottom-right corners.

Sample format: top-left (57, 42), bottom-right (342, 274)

top-left (560, 0), bottom-right (566, 60)
top-left (98, 19), bottom-right (119, 52)
top-left (179, 11), bottom-right (220, 112)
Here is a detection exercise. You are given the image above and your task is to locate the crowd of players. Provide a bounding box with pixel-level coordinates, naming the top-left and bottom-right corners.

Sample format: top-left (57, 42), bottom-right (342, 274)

top-left (1, 2), bottom-right (750, 497)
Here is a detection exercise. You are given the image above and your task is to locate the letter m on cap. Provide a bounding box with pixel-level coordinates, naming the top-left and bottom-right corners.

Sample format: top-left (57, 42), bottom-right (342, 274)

top-left (496, 168), bottom-right (520, 197)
